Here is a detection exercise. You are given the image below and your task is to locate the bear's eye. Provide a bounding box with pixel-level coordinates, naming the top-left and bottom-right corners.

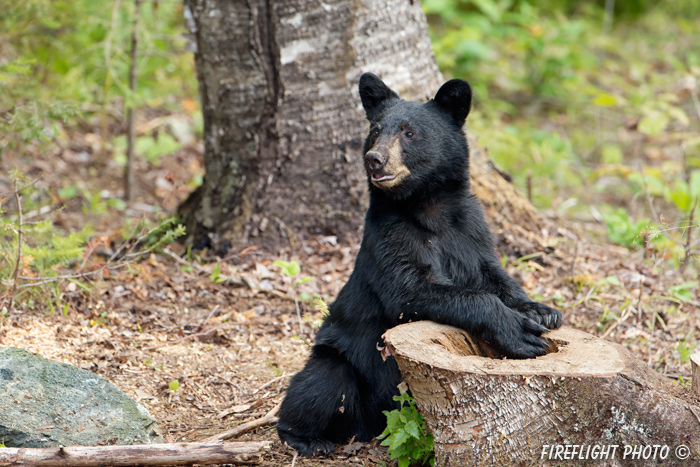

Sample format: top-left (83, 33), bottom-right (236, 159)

top-left (404, 130), bottom-right (415, 139)
top-left (371, 127), bottom-right (380, 137)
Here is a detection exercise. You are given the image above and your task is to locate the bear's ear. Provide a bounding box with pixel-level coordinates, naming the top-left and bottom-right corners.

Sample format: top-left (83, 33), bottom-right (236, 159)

top-left (359, 73), bottom-right (399, 120)
top-left (433, 79), bottom-right (472, 127)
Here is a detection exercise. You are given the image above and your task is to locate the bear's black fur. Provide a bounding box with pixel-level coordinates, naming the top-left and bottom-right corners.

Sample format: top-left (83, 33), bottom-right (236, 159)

top-left (277, 73), bottom-right (562, 457)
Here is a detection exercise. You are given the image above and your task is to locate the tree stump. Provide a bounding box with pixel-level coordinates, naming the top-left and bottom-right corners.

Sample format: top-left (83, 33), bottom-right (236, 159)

top-left (383, 322), bottom-right (700, 466)
top-left (691, 351), bottom-right (700, 398)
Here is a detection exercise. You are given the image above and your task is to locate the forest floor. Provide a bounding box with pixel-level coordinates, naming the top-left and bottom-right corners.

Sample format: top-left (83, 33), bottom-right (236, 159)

top-left (1, 124), bottom-right (699, 467)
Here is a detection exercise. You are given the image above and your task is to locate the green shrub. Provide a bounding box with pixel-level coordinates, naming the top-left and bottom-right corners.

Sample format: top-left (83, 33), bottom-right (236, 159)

top-left (379, 392), bottom-right (435, 467)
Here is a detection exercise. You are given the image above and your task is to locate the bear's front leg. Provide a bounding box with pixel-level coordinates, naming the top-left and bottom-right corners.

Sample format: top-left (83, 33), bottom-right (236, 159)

top-left (482, 260), bottom-right (562, 329)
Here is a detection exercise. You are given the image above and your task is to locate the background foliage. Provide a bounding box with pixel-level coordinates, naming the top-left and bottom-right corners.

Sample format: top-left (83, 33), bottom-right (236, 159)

top-left (424, 0), bottom-right (700, 267)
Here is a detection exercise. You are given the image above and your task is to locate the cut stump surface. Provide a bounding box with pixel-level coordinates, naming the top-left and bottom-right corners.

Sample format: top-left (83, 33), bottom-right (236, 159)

top-left (383, 322), bottom-right (700, 467)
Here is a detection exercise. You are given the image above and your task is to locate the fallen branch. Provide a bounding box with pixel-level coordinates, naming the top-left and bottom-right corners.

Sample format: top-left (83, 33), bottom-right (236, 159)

top-left (206, 402), bottom-right (282, 443)
top-left (0, 441), bottom-right (270, 466)
top-left (6, 178), bottom-right (23, 313)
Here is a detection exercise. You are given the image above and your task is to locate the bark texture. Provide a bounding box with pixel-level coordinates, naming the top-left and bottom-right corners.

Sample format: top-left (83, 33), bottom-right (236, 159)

top-left (181, 0), bottom-right (442, 252)
top-left (692, 351), bottom-right (700, 397)
top-left (0, 441), bottom-right (270, 466)
top-left (383, 321), bottom-right (700, 467)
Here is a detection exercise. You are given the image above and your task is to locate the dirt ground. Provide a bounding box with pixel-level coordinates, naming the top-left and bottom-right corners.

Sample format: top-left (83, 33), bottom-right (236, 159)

top-left (1, 118), bottom-right (698, 466)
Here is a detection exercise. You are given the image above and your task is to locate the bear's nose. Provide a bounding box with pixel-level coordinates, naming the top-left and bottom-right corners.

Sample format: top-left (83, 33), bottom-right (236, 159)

top-left (364, 152), bottom-right (385, 172)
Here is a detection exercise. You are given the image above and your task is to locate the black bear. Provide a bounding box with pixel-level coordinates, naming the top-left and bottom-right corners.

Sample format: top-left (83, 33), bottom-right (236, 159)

top-left (277, 73), bottom-right (562, 457)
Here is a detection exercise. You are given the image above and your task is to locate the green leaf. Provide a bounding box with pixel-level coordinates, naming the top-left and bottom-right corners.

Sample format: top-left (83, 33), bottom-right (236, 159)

top-left (58, 185), bottom-right (77, 199)
top-left (669, 180), bottom-right (692, 212)
top-left (288, 261), bottom-right (301, 277)
top-left (601, 276), bottom-right (622, 287)
top-left (273, 260), bottom-right (301, 277)
top-left (135, 134), bottom-right (182, 163)
top-left (601, 144), bottom-right (623, 164)
top-left (592, 93), bottom-right (617, 107)
top-left (107, 198), bottom-right (127, 211)
top-left (690, 170), bottom-right (700, 198)
top-left (209, 264), bottom-right (226, 283)
top-left (602, 208), bottom-right (649, 248)
top-left (667, 106), bottom-right (690, 127)
top-left (404, 419), bottom-right (422, 439)
top-left (295, 275), bottom-right (314, 285)
top-left (384, 411), bottom-right (402, 433)
top-left (390, 430), bottom-right (410, 451)
top-left (638, 110), bottom-right (669, 136)
top-left (470, 0), bottom-right (501, 22)
top-left (456, 38), bottom-right (493, 60)
top-left (382, 393), bottom-right (434, 465)
top-left (669, 282), bottom-right (696, 303)
top-left (169, 380), bottom-right (180, 391)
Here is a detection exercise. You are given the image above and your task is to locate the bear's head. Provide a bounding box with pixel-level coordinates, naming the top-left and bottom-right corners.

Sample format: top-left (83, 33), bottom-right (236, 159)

top-left (358, 73), bottom-right (472, 200)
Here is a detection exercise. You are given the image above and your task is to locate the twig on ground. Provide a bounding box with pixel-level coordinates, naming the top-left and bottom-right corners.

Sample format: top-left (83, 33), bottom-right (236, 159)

top-left (250, 374), bottom-right (288, 396)
top-left (569, 239), bottom-right (579, 278)
top-left (206, 402), bottom-right (282, 442)
top-left (198, 304), bottom-right (221, 329)
top-left (162, 247), bottom-right (246, 287)
top-left (145, 326), bottom-right (223, 351)
top-left (636, 274), bottom-right (644, 324)
top-left (602, 302), bottom-right (633, 339)
top-left (7, 179), bottom-right (24, 312)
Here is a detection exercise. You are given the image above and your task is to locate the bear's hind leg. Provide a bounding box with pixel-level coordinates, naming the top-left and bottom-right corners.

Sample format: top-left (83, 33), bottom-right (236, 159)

top-left (277, 345), bottom-right (362, 457)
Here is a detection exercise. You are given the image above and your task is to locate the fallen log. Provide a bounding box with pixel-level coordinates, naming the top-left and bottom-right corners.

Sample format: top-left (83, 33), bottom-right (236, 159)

top-left (0, 441), bottom-right (270, 466)
top-left (383, 322), bottom-right (700, 467)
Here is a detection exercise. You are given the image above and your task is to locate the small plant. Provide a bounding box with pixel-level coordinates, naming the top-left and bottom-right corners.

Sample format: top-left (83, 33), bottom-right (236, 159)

top-left (378, 392), bottom-right (435, 467)
top-left (676, 334), bottom-right (696, 364)
top-left (596, 307), bottom-right (620, 332)
top-left (169, 380), bottom-right (180, 391)
top-left (301, 297), bottom-right (330, 331)
top-left (601, 208), bottom-right (650, 248)
top-left (209, 264), bottom-right (227, 284)
top-left (273, 260), bottom-right (315, 335)
top-left (273, 260), bottom-right (301, 279)
top-left (668, 282), bottom-right (696, 304)
top-left (1, 172), bottom-right (186, 314)
top-left (312, 296), bottom-right (330, 317)
top-left (267, 358), bottom-right (282, 377)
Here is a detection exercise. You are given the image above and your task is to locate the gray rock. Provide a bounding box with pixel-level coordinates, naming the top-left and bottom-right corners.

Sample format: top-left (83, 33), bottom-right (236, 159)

top-left (0, 346), bottom-right (163, 447)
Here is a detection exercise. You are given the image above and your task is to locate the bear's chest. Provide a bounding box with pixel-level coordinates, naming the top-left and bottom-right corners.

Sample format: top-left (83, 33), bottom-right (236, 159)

top-left (419, 234), bottom-right (484, 288)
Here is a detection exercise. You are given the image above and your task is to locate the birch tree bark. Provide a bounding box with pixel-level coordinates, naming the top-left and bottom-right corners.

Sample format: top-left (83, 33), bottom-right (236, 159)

top-left (180, 0), bottom-right (442, 252)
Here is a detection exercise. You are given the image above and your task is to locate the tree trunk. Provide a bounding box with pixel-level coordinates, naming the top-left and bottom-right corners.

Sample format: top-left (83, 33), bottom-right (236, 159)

top-left (383, 321), bottom-right (700, 467)
top-left (180, 0), bottom-right (442, 253)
